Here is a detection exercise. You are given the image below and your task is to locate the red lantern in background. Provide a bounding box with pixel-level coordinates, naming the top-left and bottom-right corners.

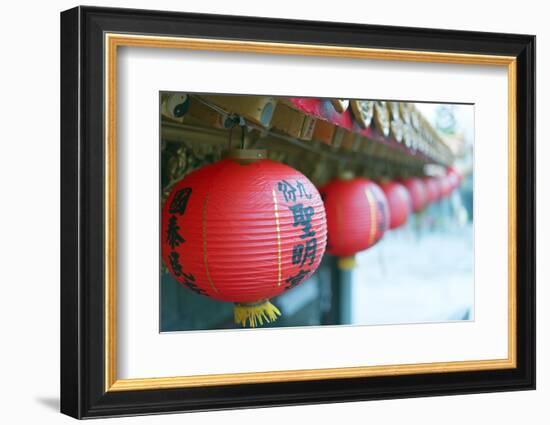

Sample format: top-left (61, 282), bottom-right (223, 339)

top-left (379, 181), bottom-right (412, 229)
top-left (423, 177), bottom-right (441, 204)
top-left (320, 177), bottom-right (389, 269)
top-left (447, 167), bottom-right (462, 191)
top-left (402, 177), bottom-right (428, 212)
top-left (438, 175), bottom-right (453, 198)
top-left (161, 155), bottom-right (327, 327)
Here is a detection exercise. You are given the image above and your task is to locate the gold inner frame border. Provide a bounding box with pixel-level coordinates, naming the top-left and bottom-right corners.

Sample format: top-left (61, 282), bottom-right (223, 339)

top-left (104, 33), bottom-right (517, 392)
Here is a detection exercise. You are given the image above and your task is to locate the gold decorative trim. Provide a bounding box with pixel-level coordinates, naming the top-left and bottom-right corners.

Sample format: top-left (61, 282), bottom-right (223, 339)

top-left (350, 100), bottom-right (374, 128)
top-left (374, 101), bottom-right (390, 137)
top-left (104, 33), bottom-right (117, 391)
top-left (272, 188), bottom-right (283, 286)
top-left (108, 358), bottom-right (515, 391)
top-left (202, 192), bottom-right (218, 293)
top-left (107, 34), bottom-right (515, 65)
top-left (507, 59), bottom-right (517, 367)
top-left (104, 32), bottom-right (518, 392)
top-left (330, 99), bottom-right (349, 113)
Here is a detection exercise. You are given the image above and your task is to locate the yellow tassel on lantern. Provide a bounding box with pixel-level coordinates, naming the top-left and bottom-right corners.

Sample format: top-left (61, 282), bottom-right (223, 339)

top-left (338, 255), bottom-right (357, 270)
top-left (234, 299), bottom-right (281, 328)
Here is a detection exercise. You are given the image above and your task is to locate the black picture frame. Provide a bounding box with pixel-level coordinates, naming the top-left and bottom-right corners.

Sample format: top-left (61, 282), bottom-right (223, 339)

top-left (61, 5), bottom-right (535, 419)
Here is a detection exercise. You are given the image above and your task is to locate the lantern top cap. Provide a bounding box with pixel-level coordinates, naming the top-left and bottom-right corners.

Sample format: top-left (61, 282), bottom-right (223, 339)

top-left (338, 170), bottom-right (355, 181)
top-left (227, 149), bottom-right (268, 165)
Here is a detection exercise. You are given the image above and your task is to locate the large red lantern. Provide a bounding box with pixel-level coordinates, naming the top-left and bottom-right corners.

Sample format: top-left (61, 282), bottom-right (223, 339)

top-left (379, 181), bottom-right (412, 229)
top-left (161, 154), bottom-right (327, 327)
top-left (320, 177), bottom-right (389, 269)
top-left (402, 177), bottom-right (428, 212)
top-left (423, 177), bottom-right (441, 204)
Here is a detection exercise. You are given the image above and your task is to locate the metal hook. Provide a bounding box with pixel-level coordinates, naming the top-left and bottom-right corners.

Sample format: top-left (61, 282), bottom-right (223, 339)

top-left (225, 114), bottom-right (247, 150)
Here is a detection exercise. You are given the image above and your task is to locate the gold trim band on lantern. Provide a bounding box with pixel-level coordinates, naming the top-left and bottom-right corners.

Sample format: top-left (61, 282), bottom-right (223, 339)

top-left (272, 189), bottom-right (283, 286)
top-left (104, 32), bottom-right (518, 392)
top-left (364, 186), bottom-right (378, 246)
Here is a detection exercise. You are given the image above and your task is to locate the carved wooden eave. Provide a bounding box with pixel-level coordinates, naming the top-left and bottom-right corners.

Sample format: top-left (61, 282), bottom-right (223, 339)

top-left (160, 93), bottom-right (456, 188)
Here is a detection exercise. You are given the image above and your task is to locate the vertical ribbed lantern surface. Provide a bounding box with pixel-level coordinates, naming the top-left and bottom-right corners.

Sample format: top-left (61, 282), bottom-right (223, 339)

top-left (161, 157), bottom-right (327, 327)
top-left (320, 177), bottom-right (389, 269)
top-left (380, 181), bottom-right (412, 229)
top-left (402, 177), bottom-right (428, 212)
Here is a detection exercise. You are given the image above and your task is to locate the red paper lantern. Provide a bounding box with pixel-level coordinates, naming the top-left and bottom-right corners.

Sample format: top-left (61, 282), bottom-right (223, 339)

top-left (379, 181), bottom-right (412, 229)
top-left (402, 177), bottom-right (428, 212)
top-left (423, 177), bottom-right (441, 204)
top-left (320, 177), bottom-right (389, 269)
top-left (438, 175), bottom-right (453, 198)
top-left (447, 167), bottom-right (462, 190)
top-left (161, 156), bottom-right (327, 327)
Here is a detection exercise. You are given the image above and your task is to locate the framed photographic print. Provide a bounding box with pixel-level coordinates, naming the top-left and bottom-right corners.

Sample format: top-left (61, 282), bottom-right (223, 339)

top-left (60, 6), bottom-right (535, 419)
